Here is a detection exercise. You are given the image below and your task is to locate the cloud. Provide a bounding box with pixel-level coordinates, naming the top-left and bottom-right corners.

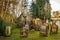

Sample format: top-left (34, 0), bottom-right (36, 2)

top-left (54, 0), bottom-right (60, 3)
top-left (50, 0), bottom-right (60, 11)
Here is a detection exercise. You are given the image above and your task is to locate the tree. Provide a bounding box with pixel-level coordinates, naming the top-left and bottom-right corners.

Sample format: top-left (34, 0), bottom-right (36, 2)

top-left (30, 0), bottom-right (51, 20)
top-left (30, 2), bottom-right (38, 18)
top-left (0, 0), bottom-right (19, 23)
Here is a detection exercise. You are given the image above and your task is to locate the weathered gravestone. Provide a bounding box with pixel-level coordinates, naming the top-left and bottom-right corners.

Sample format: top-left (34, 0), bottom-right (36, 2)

top-left (20, 27), bottom-right (28, 37)
top-left (40, 24), bottom-right (48, 36)
top-left (50, 23), bottom-right (58, 34)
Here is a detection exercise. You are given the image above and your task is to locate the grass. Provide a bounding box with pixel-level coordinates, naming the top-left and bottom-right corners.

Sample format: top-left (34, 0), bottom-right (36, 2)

top-left (0, 28), bottom-right (60, 40)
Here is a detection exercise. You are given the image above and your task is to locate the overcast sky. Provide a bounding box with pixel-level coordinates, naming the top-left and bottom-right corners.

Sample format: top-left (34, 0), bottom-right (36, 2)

top-left (50, 0), bottom-right (60, 11)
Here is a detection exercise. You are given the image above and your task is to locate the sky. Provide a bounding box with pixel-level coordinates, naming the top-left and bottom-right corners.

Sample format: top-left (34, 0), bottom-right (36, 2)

top-left (27, 0), bottom-right (32, 9)
top-left (50, 0), bottom-right (60, 11)
top-left (28, 0), bottom-right (32, 5)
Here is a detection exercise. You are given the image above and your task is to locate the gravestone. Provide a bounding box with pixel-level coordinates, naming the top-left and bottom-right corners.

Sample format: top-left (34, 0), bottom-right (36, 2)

top-left (40, 25), bottom-right (48, 36)
top-left (5, 26), bottom-right (12, 37)
top-left (20, 27), bottom-right (28, 37)
top-left (50, 23), bottom-right (58, 34)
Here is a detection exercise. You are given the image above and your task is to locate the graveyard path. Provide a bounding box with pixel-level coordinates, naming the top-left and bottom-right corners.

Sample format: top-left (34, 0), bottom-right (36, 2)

top-left (0, 28), bottom-right (60, 40)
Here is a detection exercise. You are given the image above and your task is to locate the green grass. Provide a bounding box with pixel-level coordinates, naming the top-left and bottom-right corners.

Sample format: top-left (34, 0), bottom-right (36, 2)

top-left (0, 28), bottom-right (60, 40)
